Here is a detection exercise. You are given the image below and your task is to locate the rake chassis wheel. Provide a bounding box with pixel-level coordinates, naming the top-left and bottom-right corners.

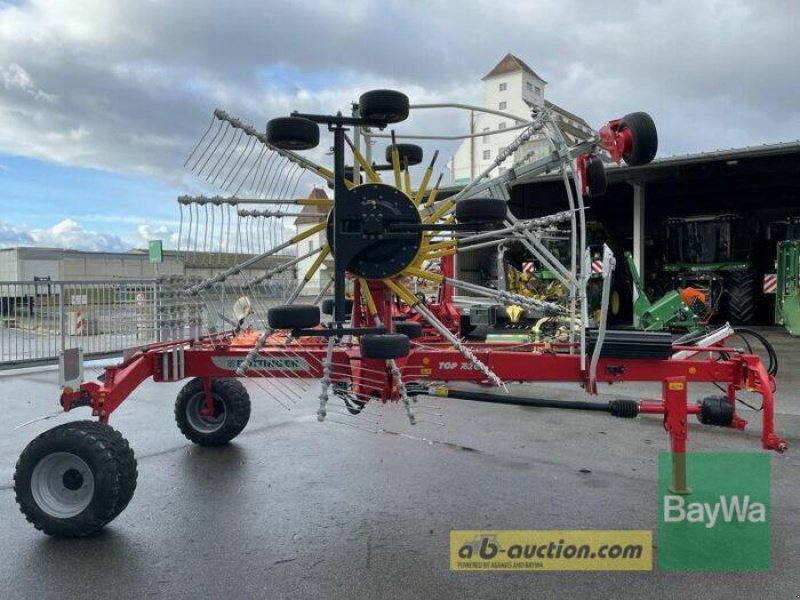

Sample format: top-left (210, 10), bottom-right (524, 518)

top-left (14, 421), bottom-right (137, 537)
top-left (175, 378), bottom-right (251, 446)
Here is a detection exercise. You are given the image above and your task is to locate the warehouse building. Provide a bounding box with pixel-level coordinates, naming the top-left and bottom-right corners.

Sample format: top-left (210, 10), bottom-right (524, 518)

top-left (504, 140), bottom-right (800, 324)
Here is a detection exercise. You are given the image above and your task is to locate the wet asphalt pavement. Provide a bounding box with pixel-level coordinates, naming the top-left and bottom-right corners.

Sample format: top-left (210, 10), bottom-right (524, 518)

top-left (0, 339), bottom-right (798, 599)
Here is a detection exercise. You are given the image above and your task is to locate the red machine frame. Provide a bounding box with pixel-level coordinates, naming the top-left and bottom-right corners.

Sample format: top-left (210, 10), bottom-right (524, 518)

top-left (62, 274), bottom-right (788, 491)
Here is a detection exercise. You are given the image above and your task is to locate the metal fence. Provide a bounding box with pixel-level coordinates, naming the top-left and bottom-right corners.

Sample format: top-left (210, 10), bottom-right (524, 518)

top-left (0, 280), bottom-right (163, 369)
top-left (0, 277), bottom-right (294, 369)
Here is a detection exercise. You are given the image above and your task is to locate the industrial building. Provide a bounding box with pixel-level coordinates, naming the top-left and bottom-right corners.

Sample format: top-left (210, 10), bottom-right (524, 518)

top-left (0, 246), bottom-right (296, 283)
top-left (447, 53), bottom-right (594, 184)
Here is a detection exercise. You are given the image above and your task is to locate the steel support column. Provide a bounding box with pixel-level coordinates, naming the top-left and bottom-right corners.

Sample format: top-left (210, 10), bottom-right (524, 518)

top-left (632, 182), bottom-right (646, 326)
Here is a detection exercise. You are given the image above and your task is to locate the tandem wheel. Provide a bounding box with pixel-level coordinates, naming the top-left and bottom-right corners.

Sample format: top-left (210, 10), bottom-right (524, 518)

top-left (14, 420), bottom-right (137, 537)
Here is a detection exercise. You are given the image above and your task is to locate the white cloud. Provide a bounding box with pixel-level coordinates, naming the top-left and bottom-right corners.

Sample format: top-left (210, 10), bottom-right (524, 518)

top-left (0, 218), bottom-right (178, 252)
top-left (0, 221), bottom-right (34, 246)
top-left (0, 62), bottom-right (56, 101)
top-left (0, 0), bottom-right (797, 189)
top-left (29, 218), bottom-right (128, 251)
top-left (135, 223), bottom-right (178, 248)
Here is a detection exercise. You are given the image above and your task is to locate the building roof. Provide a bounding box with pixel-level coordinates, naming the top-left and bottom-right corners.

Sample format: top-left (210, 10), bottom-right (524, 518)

top-left (0, 246), bottom-right (181, 262)
top-left (515, 139), bottom-right (800, 186)
top-left (294, 187), bottom-right (331, 225)
top-left (482, 53), bottom-right (547, 83)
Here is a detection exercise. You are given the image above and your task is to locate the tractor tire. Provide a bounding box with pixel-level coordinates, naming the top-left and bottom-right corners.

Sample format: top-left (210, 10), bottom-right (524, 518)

top-left (175, 378), bottom-right (251, 447)
top-left (266, 117), bottom-right (320, 151)
top-left (585, 156), bottom-right (607, 198)
top-left (267, 304), bottom-right (320, 329)
top-left (394, 320), bottom-right (422, 339)
top-left (619, 112), bottom-right (658, 166)
top-left (359, 90), bottom-right (409, 124)
top-left (320, 298), bottom-right (354, 316)
top-left (14, 421), bottom-right (138, 537)
top-left (455, 198), bottom-right (507, 224)
top-left (385, 143), bottom-right (423, 166)
top-left (361, 333), bottom-right (410, 359)
top-left (726, 271), bottom-right (757, 325)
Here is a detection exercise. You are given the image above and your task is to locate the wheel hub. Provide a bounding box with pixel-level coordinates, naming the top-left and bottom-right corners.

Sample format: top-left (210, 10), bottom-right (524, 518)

top-left (326, 183), bottom-right (422, 279)
top-left (31, 452), bottom-right (95, 518)
top-left (186, 393), bottom-right (226, 433)
top-left (62, 468), bottom-right (84, 491)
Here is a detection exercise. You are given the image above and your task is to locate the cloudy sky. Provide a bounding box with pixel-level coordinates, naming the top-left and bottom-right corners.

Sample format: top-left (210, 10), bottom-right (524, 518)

top-left (0, 0), bottom-right (797, 252)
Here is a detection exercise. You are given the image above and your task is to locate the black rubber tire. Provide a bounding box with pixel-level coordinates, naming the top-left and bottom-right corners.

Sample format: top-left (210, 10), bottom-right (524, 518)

top-left (394, 320), bottom-right (422, 339)
top-left (619, 112), bottom-right (658, 166)
top-left (455, 197), bottom-right (507, 224)
top-left (726, 271), bottom-right (756, 325)
top-left (320, 298), bottom-right (354, 316)
top-left (361, 333), bottom-right (410, 359)
top-left (266, 116), bottom-right (320, 150)
top-left (267, 304), bottom-right (320, 329)
top-left (14, 421), bottom-right (138, 537)
top-left (359, 90), bottom-right (409, 124)
top-left (385, 143), bottom-right (423, 166)
top-left (585, 156), bottom-right (607, 198)
top-left (175, 378), bottom-right (251, 446)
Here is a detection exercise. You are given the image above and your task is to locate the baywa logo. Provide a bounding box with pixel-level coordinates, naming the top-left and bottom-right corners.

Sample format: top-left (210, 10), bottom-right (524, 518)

top-left (658, 452), bottom-right (771, 571)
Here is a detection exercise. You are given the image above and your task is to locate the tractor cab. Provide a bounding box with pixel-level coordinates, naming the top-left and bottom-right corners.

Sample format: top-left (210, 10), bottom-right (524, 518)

top-left (661, 214), bottom-right (756, 324)
top-left (664, 214), bottom-right (751, 269)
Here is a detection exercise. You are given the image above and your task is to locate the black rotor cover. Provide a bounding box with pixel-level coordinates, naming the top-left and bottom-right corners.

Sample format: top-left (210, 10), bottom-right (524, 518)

top-left (326, 183), bottom-right (422, 279)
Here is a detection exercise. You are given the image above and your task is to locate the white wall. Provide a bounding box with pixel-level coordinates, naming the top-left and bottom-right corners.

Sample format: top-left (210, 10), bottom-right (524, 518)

top-left (295, 224), bottom-right (327, 295)
top-left (0, 250), bottom-right (20, 280)
top-left (450, 70), bottom-right (547, 184)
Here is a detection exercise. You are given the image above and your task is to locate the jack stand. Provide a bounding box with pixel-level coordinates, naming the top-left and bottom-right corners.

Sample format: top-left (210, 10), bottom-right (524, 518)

top-left (663, 376), bottom-right (691, 494)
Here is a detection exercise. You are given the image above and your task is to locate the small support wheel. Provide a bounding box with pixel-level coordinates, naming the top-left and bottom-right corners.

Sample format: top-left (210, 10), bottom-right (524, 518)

top-left (585, 156), bottom-right (607, 198)
top-left (266, 116), bottom-right (320, 150)
top-left (175, 378), bottom-right (251, 446)
top-left (14, 421), bottom-right (138, 537)
top-left (359, 90), bottom-right (409, 124)
top-left (455, 197), bottom-right (507, 225)
top-left (320, 298), bottom-right (354, 316)
top-left (385, 143), bottom-right (423, 166)
top-left (619, 112), bottom-right (658, 166)
top-left (394, 320), bottom-right (422, 339)
top-left (361, 333), bottom-right (410, 359)
top-left (267, 304), bottom-right (321, 329)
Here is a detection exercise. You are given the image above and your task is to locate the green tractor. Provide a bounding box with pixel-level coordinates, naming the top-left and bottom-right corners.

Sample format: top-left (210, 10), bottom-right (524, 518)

top-left (658, 214), bottom-right (756, 324)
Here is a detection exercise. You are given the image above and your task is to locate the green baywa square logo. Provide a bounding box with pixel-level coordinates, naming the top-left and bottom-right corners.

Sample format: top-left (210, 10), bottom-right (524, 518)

top-left (658, 452), bottom-right (771, 571)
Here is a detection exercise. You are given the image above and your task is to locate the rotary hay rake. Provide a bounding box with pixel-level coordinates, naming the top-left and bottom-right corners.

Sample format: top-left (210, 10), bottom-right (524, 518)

top-left (13, 89), bottom-right (787, 537)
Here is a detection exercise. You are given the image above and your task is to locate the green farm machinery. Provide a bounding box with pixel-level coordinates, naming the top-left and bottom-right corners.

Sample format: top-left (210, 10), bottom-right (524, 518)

top-left (774, 239), bottom-right (800, 335)
top-left (625, 251), bottom-right (702, 331)
top-left (659, 214), bottom-right (756, 324)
